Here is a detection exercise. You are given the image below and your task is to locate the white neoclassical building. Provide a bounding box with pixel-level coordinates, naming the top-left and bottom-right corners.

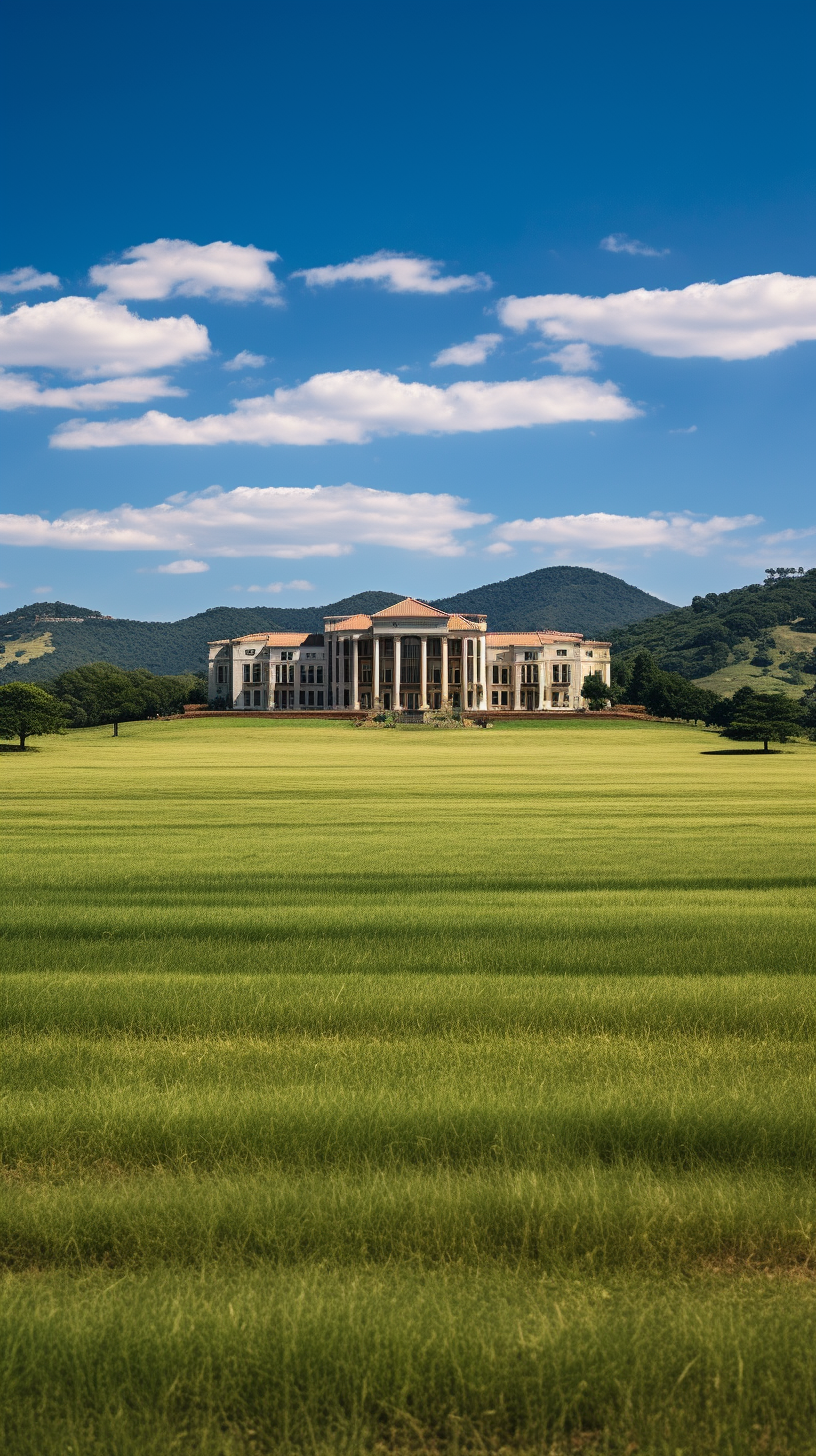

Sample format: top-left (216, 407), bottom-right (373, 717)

top-left (208, 597), bottom-right (610, 712)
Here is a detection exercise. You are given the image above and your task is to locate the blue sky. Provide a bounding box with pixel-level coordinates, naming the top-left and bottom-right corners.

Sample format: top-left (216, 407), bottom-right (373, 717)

top-left (1, 0), bottom-right (814, 618)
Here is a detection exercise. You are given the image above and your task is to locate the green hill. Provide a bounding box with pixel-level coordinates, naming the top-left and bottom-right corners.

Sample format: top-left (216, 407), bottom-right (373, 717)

top-left (432, 566), bottom-right (675, 636)
top-left (1, 567), bottom-right (676, 683)
top-left (610, 569), bottom-right (816, 698)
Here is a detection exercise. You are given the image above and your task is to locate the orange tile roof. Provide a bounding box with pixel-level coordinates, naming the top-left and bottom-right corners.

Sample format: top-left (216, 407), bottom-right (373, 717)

top-left (372, 596), bottom-right (449, 619)
top-left (446, 614), bottom-right (484, 630)
top-left (328, 614), bottom-right (373, 631)
top-left (208, 631), bottom-right (318, 647)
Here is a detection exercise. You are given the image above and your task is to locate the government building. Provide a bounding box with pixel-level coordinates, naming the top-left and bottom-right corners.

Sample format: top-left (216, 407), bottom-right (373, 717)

top-left (208, 597), bottom-right (610, 713)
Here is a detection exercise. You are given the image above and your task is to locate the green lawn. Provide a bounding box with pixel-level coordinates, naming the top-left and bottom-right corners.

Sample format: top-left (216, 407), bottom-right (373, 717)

top-left (2, 716), bottom-right (816, 1454)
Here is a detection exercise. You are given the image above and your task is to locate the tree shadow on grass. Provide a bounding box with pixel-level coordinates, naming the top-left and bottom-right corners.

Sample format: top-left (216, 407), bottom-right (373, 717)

top-left (0, 744), bottom-right (41, 753)
top-left (701, 749), bottom-right (783, 755)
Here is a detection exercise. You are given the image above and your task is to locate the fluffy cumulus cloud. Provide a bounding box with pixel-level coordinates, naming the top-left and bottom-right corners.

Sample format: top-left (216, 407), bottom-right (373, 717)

top-left (0, 296), bottom-right (210, 377)
top-left (432, 334), bottom-right (502, 367)
top-left (492, 511), bottom-right (762, 556)
top-left (292, 250), bottom-right (492, 294)
top-left (90, 239), bottom-right (282, 302)
top-left (0, 370), bottom-right (186, 411)
top-left (0, 482), bottom-right (493, 559)
top-left (542, 343), bottom-right (599, 373)
top-left (499, 273), bottom-right (816, 360)
top-left (154, 559), bottom-right (210, 574)
top-left (600, 234), bottom-right (669, 257)
top-left (50, 368), bottom-right (639, 449)
top-left (223, 351), bottom-right (268, 371)
top-left (0, 266), bottom-right (60, 293)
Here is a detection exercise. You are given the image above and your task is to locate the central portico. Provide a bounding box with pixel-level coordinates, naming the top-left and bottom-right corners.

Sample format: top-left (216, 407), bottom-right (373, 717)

top-left (324, 597), bottom-right (487, 711)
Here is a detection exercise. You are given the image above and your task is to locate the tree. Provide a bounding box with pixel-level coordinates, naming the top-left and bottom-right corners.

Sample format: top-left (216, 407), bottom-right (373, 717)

top-left (0, 682), bottom-right (67, 749)
top-left (581, 671), bottom-right (613, 710)
top-left (719, 691), bottom-right (803, 751)
top-left (49, 662), bottom-right (207, 726)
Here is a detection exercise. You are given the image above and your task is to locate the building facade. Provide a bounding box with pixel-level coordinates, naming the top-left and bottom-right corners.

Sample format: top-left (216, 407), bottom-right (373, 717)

top-left (208, 597), bottom-right (610, 712)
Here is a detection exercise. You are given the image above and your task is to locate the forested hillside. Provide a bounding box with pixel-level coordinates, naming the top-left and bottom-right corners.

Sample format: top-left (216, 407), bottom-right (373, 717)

top-left (611, 569), bottom-right (816, 695)
top-left (0, 568), bottom-right (678, 681)
top-left (433, 565), bottom-right (676, 635)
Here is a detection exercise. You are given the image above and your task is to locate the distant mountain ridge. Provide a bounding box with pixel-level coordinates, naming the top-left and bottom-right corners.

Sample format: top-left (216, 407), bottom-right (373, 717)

top-left (0, 567), bottom-right (677, 682)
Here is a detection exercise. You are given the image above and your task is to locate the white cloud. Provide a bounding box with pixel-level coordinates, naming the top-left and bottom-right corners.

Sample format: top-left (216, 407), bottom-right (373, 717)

top-left (485, 541), bottom-right (513, 555)
top-left (90, 239), bottom-right (281, 302)
top-left (600, 234), bottom-right (669, 257)
top-left (292, 250), bottom-right (492, 294)
top-left (498, 273), bottom-right (816, 360)
top-left (0, 482), bottom-right (493, 559)
top-left (246, 579), bottom-right (315, 593)
top-left (223, 351), bottom-right (268, 371)
top-left (0, 266), bottom-right (60, 293)
top-left (0, 296), bottom-right (210, 377)
top-left (33, 586), bottom-right (53, 595)
top-left (669, 424), bottom-right (697, 434)
top-left (543, 343), bottom-right (599, 373)
top-left (493, 511), bottom-right (762, 556)
top-left (760, 526), bottom-right (816, 545)
top-left (432, 334), bottom-right (502, 367)
top-left (155, 559), bottom-right (210, 574)
top-left (50, 368), bottom-right (639, 449)
top-left (0, 370), bottom-right (186, 411)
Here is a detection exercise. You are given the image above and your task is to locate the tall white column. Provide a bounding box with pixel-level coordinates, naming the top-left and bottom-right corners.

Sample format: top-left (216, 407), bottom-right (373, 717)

top-left (394, 636), bottom-right (401, 709)
top-left (373, 636), bottom-right (380, 708)
top-left (479, 635), bottom-right (487, 708)
top-left (352, 635), bottom-right (360, 709)
top-left (441, 636), bottom-right (449, 706)
top-left (515, 659), bottom-right (524, 710)
top-left (420, 636), bottom-right (428, 709)
top-left (537, 661), bottom-right (544, 710)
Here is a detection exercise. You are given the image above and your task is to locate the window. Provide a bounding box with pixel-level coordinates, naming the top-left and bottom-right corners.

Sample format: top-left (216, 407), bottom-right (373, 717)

top-left (361, 662), bottom-right (372, 684)
top-left (492, 666), bottom-right (499, 684)
top-left (300, 666), bottom-right (307, 684)
top-left (308, 690), bottom-right (315, 706)
top-left (245, 649), bottom-right (255, 656)
top-left (280, 650), bottom-right (293, 661)
top-left (360, 692), bottom-right (371, 709)
top-left (492, 690), bottom-right (499, 705)
top-left (556, 649), bottom-right (568, 657)
top-left (307, 666), bottom-right (315, 684)
top-left (586, 650), bottom-right (593, 657)
top-left (243, 664), bottom-right (251, 683)
top-left (343, 689), bottom-right (350, 707)
top-left (452, 692), bottom-right (460, 708)
top-left (252, 664), bottom-right (261, 683)
top-left (299, 690), bottom-right (306, 706)
top-left (524, 651), bottom-right (538, 661)
top-left (317, 691), bottom-right (324, 707)
top-left (382, 692), bottom-right (391, 709)
top-left (433, 693), bottom-right (441, 708)
top-left (501, 668), bottom-right (509, 685)
top-left (383, 638), bottom-right (393, 656)
top-left (428, 638), bottom-right (441, 657)
top-left (449, 640), bottom-right (461, 656)
top-left (358, 638), bottom-right (372, 657)
top-left (402, 636), bottom-right (420, 684)
top-left (501, 691), bottom-right (508, 706)
top-left (243, 690), bottom-right (251, 706)
top-left (432, 668), bottom-right (441, 684)
top-left (383, 667), bottom-right (392, 683)
top-left (217, 665), bottom-right (227, 684)
top-left (253, 690), bottom-right (261, 706)
top-left (453, 668), bottom-right (461, 684)
top-left (316, 667), bottom-right (323, 684)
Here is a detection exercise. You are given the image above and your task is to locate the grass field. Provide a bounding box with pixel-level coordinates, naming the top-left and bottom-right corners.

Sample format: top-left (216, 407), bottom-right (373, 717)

top-left (2, 715), bottom-right (815, 1454)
